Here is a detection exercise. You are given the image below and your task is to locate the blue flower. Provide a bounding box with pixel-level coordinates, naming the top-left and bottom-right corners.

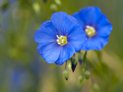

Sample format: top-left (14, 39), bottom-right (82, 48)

top-left (34, 12), bottom-right (86, 65)
top-left (73, 7), bottom-right (112, 50)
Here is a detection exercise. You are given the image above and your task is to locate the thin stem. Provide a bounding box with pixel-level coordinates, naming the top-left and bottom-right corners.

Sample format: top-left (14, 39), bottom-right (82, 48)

top-left (83, 51), bottom-right (87, 62)
top-left (65, 61), bottom-right (67, 70)
top-left (82, 51), bottom-right (88, 73)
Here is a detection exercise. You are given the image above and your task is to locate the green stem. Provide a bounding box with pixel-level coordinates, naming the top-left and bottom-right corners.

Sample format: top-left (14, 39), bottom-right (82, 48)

top-left (83, 51), bottom-right (87, 62)
top-left (65, 61), bottom-right (67, 70)
top-left (82, 51), bottom-right (88, 74)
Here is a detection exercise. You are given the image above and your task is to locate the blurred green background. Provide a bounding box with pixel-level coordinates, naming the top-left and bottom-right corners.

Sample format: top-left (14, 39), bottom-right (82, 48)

top-left (0, 0), bottom-right (123, 92)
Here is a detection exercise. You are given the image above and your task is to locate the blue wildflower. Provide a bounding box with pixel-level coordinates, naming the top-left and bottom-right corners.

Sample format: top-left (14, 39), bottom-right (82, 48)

top-left (73, 7), bottom-right (112, 50)
top-left (34, 12), bottom-right (86, 65)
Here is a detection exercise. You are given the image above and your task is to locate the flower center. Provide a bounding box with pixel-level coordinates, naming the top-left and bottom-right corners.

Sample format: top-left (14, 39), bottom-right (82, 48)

top-left (56, 35), bottom-right (68, 46)
top-left (85, 26), bottom-right (96, 37)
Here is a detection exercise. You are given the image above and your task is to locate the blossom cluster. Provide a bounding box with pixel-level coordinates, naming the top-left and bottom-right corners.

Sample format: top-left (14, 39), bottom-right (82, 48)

top-left (34, 7), bottom-right (112, 65)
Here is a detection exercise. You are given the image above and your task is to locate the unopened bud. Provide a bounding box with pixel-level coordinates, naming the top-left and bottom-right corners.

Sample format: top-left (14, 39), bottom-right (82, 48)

top-left (78, 75), bottom-right (84, 84)
top-left (50, 4), bottom-right (58, 11)
top-left (63, 70), bottom-right (69, 80)
top-left (33, 2), bottom-right (40, 14)
top-left (71, 61), bottom-right (77, 72)
top-left (55, 0), bottom-right (61, 5)
top-left (85, 71), bottom-right (90, 80)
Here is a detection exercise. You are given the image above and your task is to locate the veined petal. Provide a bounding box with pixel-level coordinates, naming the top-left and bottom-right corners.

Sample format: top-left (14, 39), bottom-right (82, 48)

top-left (34, 30), bottom-right (56, 44)
top-left (73, 7), bottom-right (103, 26)
top-left (51, 12), bottom-right (81, 35)
top-left (73, 6), bottom-right (112, 50)
top-left (37, 43), bottom-right (61, 64)
top-left (81, 37), bottom-right (109, 50)
top-left (34, 21), bottom-right (57, 43)
top-left (55, 44), bottom-right (75, 65)
top-left (68, 25), bottom-right (87, 51)
top-left (72, 12), bottom-right (85, 26)
top-left (96, 15), bottom-right (112, 37)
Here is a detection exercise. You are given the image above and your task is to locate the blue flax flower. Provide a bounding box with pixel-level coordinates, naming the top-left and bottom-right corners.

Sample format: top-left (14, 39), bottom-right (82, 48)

top-left (34, 12), bottom-right (86, 65)
top-left (73, 7), bottom-right (112, 50)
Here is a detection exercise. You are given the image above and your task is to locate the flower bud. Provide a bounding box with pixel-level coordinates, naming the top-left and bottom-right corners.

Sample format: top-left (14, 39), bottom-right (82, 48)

top-left (85, 71), bottom-right (90, 80)
top-left (78, 75), bottom-right (84, 84)
top-left (63, 70), bottom-right (69, 80)
top-left (55, 0), bottom-right (61, 5)
top-left (71, 61), bottom-right (77, 72)
top-left (33, 2), bottom-right (40, 14)
top-left (50, 4), bottom-right (58, 11)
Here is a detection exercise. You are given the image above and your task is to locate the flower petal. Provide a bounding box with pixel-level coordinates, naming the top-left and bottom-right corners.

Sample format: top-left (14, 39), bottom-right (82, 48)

top-left (68, 25), bottom-right (87, 51)
top-left (73, 7), bottom-right (112, 50)
top-left (96, 15), bottom-right (112, 37)
top-left (81, 37), bottom-right (109, 50)
top-left (34, 21), bottom-right (57, 43)
top-left (55, 45), bottom-right (75, 65)
top-left (51, 12), bottom-right (80, 35)
top-left (73, 7), bottom-right (103, 26)
top-left (37, 43), bottom-right (61, 64)
top-left (72, 12), bottom-right (85, 26)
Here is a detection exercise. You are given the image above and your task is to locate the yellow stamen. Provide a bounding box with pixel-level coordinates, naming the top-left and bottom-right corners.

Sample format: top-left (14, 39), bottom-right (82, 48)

top-left (85, 26), bottom-right (96, 37)
top-left (56, 35), bottom-right (67, 46)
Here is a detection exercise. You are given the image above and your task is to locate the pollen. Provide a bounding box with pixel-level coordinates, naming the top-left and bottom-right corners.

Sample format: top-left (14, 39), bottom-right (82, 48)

top-left (85, 26), bottom-right (96, 37)
top-left (56, 35), bottom-right (68, 46)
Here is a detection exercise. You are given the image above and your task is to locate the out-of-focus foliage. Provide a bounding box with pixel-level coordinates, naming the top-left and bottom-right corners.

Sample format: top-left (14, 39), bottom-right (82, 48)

top-left (0, 0), bottom-right (123, 92)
